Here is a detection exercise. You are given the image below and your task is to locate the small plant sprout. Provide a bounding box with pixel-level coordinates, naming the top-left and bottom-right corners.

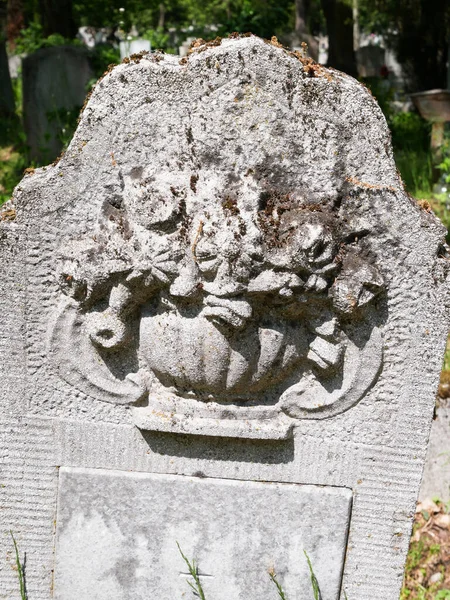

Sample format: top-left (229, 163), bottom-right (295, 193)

top-left (304, 551), bottom-right (322, 600)
top-left (177, 542), bottom-right (207, 600)
top-left (10, 531), bottom-right (27, 600)
top-left (268, 566), bottom-right (288, 599)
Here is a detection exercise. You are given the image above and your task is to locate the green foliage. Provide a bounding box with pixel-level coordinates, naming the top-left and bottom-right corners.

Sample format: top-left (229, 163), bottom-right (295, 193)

top-left (46, 106), bottom-right (81, 149)
top-left (362, 80), bottom-right (434, 198)
top-left (72, 0), bottom-right (296, 43)
top-left (11, 532), bottom-right (27, 600)
top-left (0, 145), bottom-right (28, 206)
top-left (14, 22), bottom-right (48, 54)
top-left (142, 27), bottom-right (174, 53)
top-left (182, 0), bottom-right (294, 39)
top-left (389, 112), bottom-right (430, 154)
top-left (0, 73), bottom-right (28, 206)
top-left (395, 149), bottom-right (433, 197)
top-left (361, 76), bottom-right (395, 118)
top-left (388, 112), bottom-right (433, 198)
top-left (438, 156), bottom-right (450, 185)
top-left (437, 134), bottom-right (450, 185)
top-left (14, 22), bottom-right (81, 54)
top-left (88, 43), bottom-right (121, 79)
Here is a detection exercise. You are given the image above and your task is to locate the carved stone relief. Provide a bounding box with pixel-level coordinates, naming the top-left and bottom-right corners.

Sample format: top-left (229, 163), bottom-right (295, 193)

top-left (49, 171), bottom-right (385, 438)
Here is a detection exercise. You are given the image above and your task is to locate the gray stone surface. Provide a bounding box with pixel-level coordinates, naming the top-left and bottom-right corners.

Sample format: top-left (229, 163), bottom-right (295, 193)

top-left (1, 35), bottom-right (449, 600)
top-left (420, 404), bottom-right (450, 501)
top-left (54, 468), bottom-right (351, 600)
top-left (22, 45), bottom-right (93, 163)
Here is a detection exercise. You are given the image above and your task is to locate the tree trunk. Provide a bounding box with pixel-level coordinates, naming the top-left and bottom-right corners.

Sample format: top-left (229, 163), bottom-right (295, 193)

top-left (38, 0), bottom-right (76, 38)
top-left (0, 1), bottom-right (15, 119)
top-left (293, 0), bottom-right (319, 60)
top-left (0, 37), bottom-right (15, 118)
top-left (158, 3), bottom-right (165, 29)
top-left (6, 0), bottom-right (23, 47)
top-left (295, 0), bottom-right (307, 35)
top-left (352, 0), bottom-right (360, 51)
top-left (321, 0), bottom-right (357, 77)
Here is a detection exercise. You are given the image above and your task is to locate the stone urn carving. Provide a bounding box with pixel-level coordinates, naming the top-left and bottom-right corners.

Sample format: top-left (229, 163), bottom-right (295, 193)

top-left (50, 180), bottom-right (385, 439)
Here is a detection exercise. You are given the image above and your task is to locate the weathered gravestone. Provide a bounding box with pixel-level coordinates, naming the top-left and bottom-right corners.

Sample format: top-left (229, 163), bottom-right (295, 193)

top-left (1, 35), bottom-right (449, 600)
top-left (22, 45), bottom-right (93, 164)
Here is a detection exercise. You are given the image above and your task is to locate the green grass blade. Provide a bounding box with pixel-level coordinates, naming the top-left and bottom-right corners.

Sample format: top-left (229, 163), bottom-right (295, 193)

top-left (177, 542), bottom-right (206, 600)
top-left (304, 551), bottom-right (321, 600)
top-left (10, 531), bottom-right (27, 600)
top-left (269, 569), bottom-right (288, 599)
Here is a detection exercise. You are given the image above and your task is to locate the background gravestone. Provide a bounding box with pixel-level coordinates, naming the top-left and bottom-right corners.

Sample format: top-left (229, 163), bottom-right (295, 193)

top-left (0, 35), bottom-right (449, 600)
top-left (356, 45), bottom-right (385, 78)
top-left (420, 401), bottom-right (450, 500)
top-left (22, 45), bottom-right (93, 163)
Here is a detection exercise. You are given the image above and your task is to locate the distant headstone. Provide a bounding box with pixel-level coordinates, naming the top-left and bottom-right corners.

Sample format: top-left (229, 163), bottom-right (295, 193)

top-left (356, 44), bottom-right (385, 78)
top-left (119, 38), bottom-right (151, 60)
top-left (179, 36), bottom-right (196, 57)
top-left (1, 35), bottom-right (449, 600)
top-left (8, 54), bottom-right (22, 79)
top-left (22, 45), bottom-right (93, 163)
top-left (420, 402), bottom-right (450, 500)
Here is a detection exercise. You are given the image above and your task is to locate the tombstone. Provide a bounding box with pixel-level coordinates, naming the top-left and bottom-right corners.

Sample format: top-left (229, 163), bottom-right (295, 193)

top-left (356, 44), bottom-right (386, 78)
top-left (1, 35), bottom-right (449, 600)
top-left (22, 45), bottom-right (93, 163)
top-left (8, 54), bottom-right (22, 79)
top-left (119, 38), bottom-right (151, 60)
top-left (420, 399), bottom-right (450, 500)
top-left (179, 36), bottom-right (196, 57)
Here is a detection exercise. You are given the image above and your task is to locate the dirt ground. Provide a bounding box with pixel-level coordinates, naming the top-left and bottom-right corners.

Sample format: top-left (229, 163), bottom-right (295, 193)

top-left (402, 498), bottom-right (450, 599)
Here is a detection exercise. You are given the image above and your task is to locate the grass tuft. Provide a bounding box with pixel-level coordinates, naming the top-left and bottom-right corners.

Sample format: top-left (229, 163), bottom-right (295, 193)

top-left (268, 567), bottom-right (288, 599)
top-left (177, 542), bottom-right (207, 600)
top-left (10, 531), bottom-right (27, 600)
top-left (304, 550), bottom-right (321, 600)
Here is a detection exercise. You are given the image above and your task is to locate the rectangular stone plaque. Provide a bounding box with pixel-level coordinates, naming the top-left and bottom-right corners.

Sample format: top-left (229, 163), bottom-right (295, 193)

top-left (54, 468), bottom-right (352, 600)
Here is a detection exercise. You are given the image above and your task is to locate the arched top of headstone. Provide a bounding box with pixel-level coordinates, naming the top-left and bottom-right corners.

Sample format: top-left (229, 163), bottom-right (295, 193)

top-left (5, 34), bottom-right (448, 439)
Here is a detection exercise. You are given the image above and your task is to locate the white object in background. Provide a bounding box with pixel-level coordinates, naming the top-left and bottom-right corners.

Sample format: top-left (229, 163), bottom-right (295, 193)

top-left (120, 38), bottom-right (151, 60)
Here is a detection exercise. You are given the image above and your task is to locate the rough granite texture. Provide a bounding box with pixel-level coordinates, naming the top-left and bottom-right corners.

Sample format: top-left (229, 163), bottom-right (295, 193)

top-left (0, 35), bottom-right (449, 599)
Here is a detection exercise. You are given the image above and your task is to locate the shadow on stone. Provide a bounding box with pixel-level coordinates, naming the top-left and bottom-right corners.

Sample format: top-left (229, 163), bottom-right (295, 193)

top-left (140, 429), bottom-right (295, 464)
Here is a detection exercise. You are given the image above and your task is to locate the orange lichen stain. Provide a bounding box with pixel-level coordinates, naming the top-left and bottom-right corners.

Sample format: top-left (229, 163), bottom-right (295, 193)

top-left (266, 35), bottom-right (333, 81)
top-left (129, 50), bottom-right (150, 64)
top-left (345, 176), bottom-right (398, 193)
top-left (417, 199), bottom-right (432, 212)
top-left (179, 36), bottom-right (223, 65)
top-left (270, 36), bottom-right (283, 48)
top-left (0, 208), bottom-right (16, 221)
top-left (178, 33), bottom-right (333, 81)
